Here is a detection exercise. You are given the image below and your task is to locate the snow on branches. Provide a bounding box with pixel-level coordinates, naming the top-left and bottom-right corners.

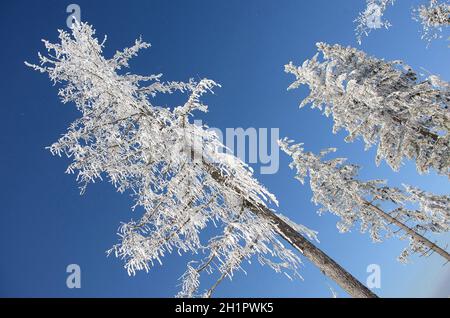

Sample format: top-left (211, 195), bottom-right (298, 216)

top-left (355, 0), bottom-right (449, 45)
top-left (26, 21), bottom-right (303, 297)
top-left (285, 43), bottom-right (450, 176)
top-left (414, 0), bottom-right (450, 44)
top-left (279, 138), bottom-right (450, 263)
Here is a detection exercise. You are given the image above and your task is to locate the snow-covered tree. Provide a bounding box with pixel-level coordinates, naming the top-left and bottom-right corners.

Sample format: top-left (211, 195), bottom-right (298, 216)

top-left (285, 42), bottom-right (450, 176)
top-left (26, 22), bottom-right (376, 298)
top-left (414, 0), bottom-right (450, 44)
top-left (355, 0), bottom-right (395, 45)
top-left (280, 138), bottom-right (450, 263)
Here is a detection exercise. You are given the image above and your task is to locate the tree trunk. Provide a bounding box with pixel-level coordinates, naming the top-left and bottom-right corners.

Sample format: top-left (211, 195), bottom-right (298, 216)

top-left (245, 200), bottom-right (378, 298)
top-left (363, 200), bottom-right (450, 262)
top-left (206, 163), bottom-right (378, 298)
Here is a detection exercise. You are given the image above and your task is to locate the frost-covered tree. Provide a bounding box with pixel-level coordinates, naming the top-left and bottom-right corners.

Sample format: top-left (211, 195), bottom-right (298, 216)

top-left (26, 22), bottom-right (376, 298)
top-left (280, 138), bottom-right (450, 263)
top-left (285, 42), bottom-right (450, 176)
top-left (355, 0), bottom-right (395, 45)
top-left (414, 0), bottom-right (450, 44)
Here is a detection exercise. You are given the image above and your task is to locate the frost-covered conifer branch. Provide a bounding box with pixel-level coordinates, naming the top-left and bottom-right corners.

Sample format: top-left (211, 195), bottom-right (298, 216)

top-left (413, 0), bottom-right (450, 44)
top-left (280, 138), bottom-right (450, 263)
top-left (285, 43), bottom-right (450, 177)
top-left (27, 21), bottom-right (377, 298)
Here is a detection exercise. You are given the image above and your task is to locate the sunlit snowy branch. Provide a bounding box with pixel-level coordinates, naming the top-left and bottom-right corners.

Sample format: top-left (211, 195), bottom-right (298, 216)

top-left (285, 42), bottom-right (450, 177)
top-left (280, 138), bottom-right (450, 263)
top-left (413, 0), bottom-right (450, 45)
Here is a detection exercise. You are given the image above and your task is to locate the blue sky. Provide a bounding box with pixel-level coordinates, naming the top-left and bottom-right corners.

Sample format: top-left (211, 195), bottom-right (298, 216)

top-left (0, 0), bottom-right (449, 297)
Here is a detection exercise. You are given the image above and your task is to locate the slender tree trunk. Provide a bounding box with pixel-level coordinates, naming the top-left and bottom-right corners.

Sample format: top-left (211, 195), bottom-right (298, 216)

top-left (246, 200), bottom-right (378, 298)
top-left (363, 200), bottom-right (450, 262)
top-left (206, 163), bottom-right (378, 298)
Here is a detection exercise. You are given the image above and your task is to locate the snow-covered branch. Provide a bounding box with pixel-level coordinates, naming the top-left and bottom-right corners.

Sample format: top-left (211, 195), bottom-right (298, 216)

top-left (285, 42), bottom-right (450, 176)
top-left (414, 0), bottom-right (450, 44)
top-left (280, 138), bottom-right (450, 263)
top-left (354, 0), bottom-right (449, 45)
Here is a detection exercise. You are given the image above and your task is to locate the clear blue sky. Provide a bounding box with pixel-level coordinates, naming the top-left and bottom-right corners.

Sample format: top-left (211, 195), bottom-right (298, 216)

top-left (0, 0), bottom-right (449, 297)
